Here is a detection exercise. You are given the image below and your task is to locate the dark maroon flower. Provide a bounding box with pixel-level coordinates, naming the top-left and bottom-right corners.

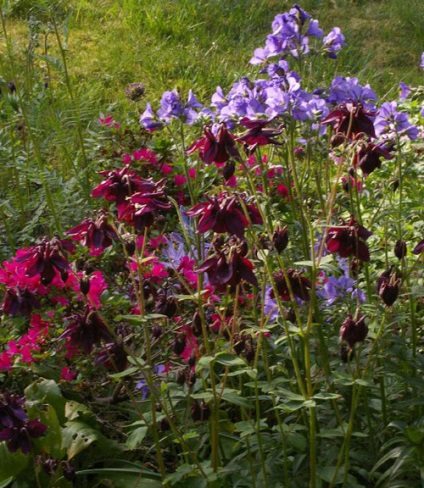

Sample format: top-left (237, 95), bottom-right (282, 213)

top-left (96, 342), bottom-right (128, 372)
top-left (340, 314), bottom-right (368, 348)
top-left (0, 394), bottom-right (27, 428)
top-left (91, 167), bottom-right (162, 217)
top-left (186, 123), bottom-right (241, 166)
top-left (59, 309), bottom-right (112, 353)
top-left (16, 236), bottom-right (75, 285)
top-left (394, 240), bottom-right (407, 260)
top-left (236, 117), bottom-right (284, 151)
top-left (353, 142), bottom-right (393, 176)
top-left (272, 224), bottom-right (289, 253)
top-left (271, 269), bottom-right (311, 302)
top-left (377, 269), bottom-right (401, 306)
top-left (2, 287), bottom-right (39, 316)
top-left (0, 419), bottom-right (47, 454)
top-left (186, 193), bottom-right (262, 238)
top-left (66, 211), bottom-right (118, 254)
top-left (322, 102), bottom-right (377, 139)
top-left (197, 238), bottom-right (258, 291)
top-left (326, 217), bottom-right (372, 262)
top-left (154, 294), bottom-right (177, 318)
top-left (191, 400), bottom-right (211, 422)
top-left (118, 178), bottom-right (171, 232)
top-left (412, 239), bottom-right (424, 255)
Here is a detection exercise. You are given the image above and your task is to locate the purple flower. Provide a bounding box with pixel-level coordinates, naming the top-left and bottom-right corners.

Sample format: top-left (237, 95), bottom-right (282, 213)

top-left (340, 314), bottom-right (368, 348)
top-left (157, 89), bottom-right (202, 125)
top-left (420, 53), bottom-right (424, 69)
top-left (374, 101), bottom-right (419, 140)
top-left (412, 239), bottom-right (424, 255)
top-left (0, 420), bottom-right (47, 454)
top-left (322, 27), bottom-right (346, 59)
top-left (1, 287), bottom-right (40, 316)
top-left (327, 77), bottom-right (377, 109)
top-left (139, 103), bottom-right (162, 131)
top-left (399, 82), bottom-right (411, 101)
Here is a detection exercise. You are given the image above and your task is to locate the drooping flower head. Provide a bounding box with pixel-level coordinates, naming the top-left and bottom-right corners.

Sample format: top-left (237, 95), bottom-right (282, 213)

top-left (340, 314), bottom-right (368, 348)
top-left (196, 236), bottom-right (258, 291)
top-left (321, 102), bottom-right (377, 139)
top-left (66, 210), bottom-right (118, 255)
top-left (186, 193), bottom-right (262, 238)
top-left (326, 217), bottom-right (372, 262)
top-left (271, 268), bottom-right (311, 302)
top-left (353, 142), bottom-right (393, 176)
top-left (186, 123), bottom-right (241, 166)
top-left (15, 236), bottom-right (75, 285)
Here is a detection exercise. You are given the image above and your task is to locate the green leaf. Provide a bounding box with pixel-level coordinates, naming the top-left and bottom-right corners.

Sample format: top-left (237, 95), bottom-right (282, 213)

top-left (197, 355), bottom-right (215, 369)
top-left (215, 353), bottom-right (245, 367)
top-left (62, 421), bottom-right (103, 459)
top-left (0, 443), bottom-right (29, 480)
top-left (0, 477), bottom-right (13, 488)
top-left (25, 379), bottom-right (67, 424)
top-left (37, 404), bottom-right (64, 458)
top-left (109, 365), bottom-right (140, 379)
top-left (76, 468), bottom-right (161, 488)
top-left (222, 392), bottom-right (252, 409)
top-left (313, 392), bottom-right (342, 400)
top-left (126, 427), bottom-right (148, 450)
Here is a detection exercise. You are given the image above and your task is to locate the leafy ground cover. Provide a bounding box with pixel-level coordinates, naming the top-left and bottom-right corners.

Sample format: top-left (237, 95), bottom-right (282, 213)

top-left (0, 1), bottom-right (424, 487)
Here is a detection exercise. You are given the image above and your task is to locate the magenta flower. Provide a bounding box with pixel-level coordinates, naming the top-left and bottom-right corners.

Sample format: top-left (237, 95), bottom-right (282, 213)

top-left (186, 123), bottom-right (241, 166)
top-left (326, 217), bottom-right (372, 262)
top-left (186, 193), bottom-right (262, 238)
top-left (15, 236), bottom-right (75, 285)
top-left (322, 102), bottom-right (376, 139)
top-left (66, 211), bottom-right (118, 254)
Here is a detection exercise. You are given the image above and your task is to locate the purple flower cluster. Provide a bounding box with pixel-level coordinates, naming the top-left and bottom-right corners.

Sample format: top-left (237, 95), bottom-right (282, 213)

top-left (140, 89), bottom-right (204, 130)
top-left (374, 101), bottom-right (419, 141)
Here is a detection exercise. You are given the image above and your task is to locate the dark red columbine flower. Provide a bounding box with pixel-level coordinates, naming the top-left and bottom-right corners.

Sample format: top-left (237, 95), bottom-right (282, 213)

top-left (0, 393), bottom-right (47, 454)
top-left (186, 193), bottom-right (262, 238)
top-left (15, 236), bottom-right (75, 285)
top-left (0, 419), bottom-right (47, 454)
top-left (118, 178), bottom-right (171, 232)
top-left (326, 217), bottom-right (372, 262)
top-left (91, 167), bottom-right (161, 217)
top-left (0, 394), bottom-right (27, 428)
top-left (321, 102), bottom-right (377, 139)
top-left (353, 142), bottom-right (393, 176)
top-left (377, 269), bottom-right (401, 306)
top-left (412, 239), bottom-right (424, 255)
top-left (59, 308), bottom-right (112, 353)
top-left (271, 269), bottom-right (311, 302)
top-left (2, 287), bottom-right (40, 316)
top-left (96, 342), bottom-right (128, 372)
top-left (340, 314), bottom-right (368, 348)
top-left (186, 123), bottom-right (241, 166)
top-left (66, 210), bottom-right (118, 254)
top-left (197, 237), bottom-right (258, 291)
top-left (236, 117), bottom-right (284, 152)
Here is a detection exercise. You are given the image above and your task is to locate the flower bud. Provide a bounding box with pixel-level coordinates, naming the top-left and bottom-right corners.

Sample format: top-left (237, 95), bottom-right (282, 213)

top-left (330, 133), bottom-right (345, 148)
top-left (222, 160), bottom-right (236, 180)
top-left (394, 240), bottom-right (407, 260)
top-left (79, 277), bottom-right (90, 295)
top-left (272, 225), bottom-right (289, 253)
top-left (172, 335), bottom-right (186, 355)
